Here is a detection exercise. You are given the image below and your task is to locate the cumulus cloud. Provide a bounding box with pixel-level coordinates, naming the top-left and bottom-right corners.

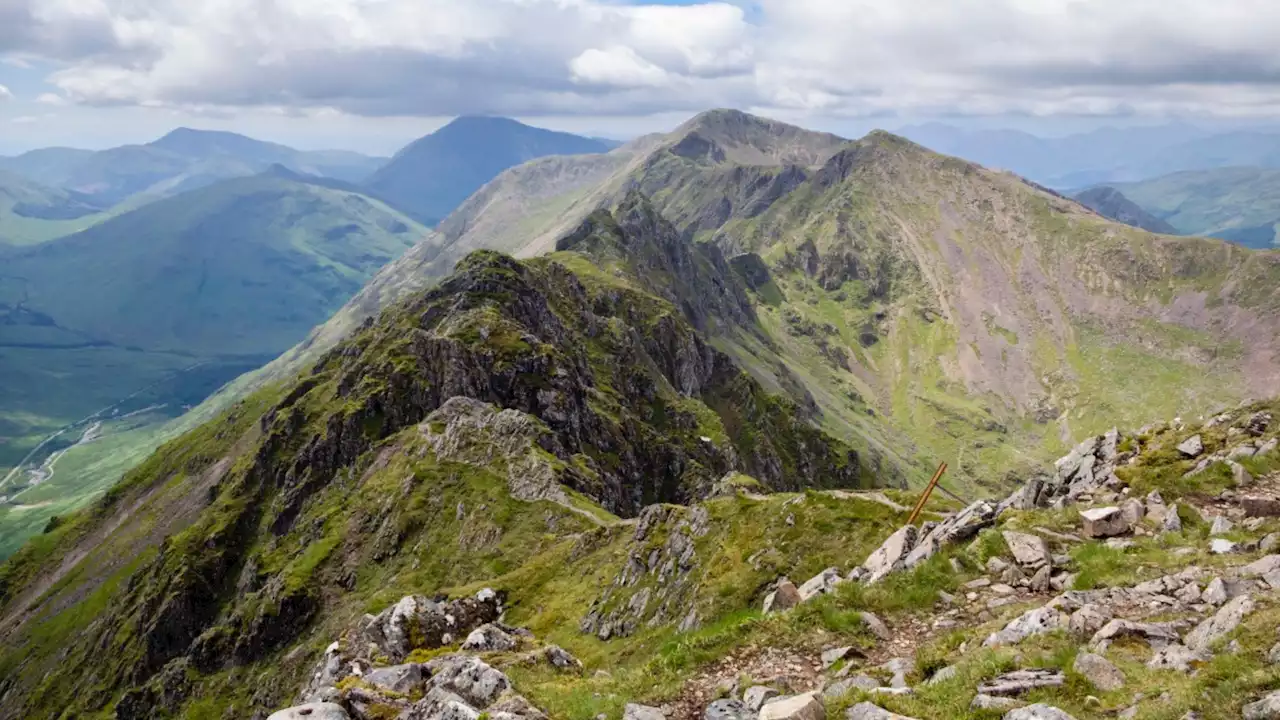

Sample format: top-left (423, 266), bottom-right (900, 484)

top-left (2, 0), bottom-right (1280, 119)
top-left (754, 0), bottom-right (1280, 118)
top-left (0, 84), bottom-right (12, 101)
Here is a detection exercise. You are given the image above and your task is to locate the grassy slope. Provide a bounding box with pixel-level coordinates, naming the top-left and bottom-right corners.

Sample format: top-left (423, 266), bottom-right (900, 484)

top-left (0, 245), bottom-right (881, 719)
top-left (0, 174), bottom-right (433, 557)
top-left (1107, 167), bottom-right (1280, 247)
top-left (711, 133), bottom-right (1280, 495)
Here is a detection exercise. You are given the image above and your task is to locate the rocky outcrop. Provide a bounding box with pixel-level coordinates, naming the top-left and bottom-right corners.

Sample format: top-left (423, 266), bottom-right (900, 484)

top-left (860, 501), bottom-right (998, 583)
top-left (304, 590), bottom-right (504, 701)
top-left (279, 589), bottom-right (565, 720)
top-left (581, 505), bottom-right (711, 639)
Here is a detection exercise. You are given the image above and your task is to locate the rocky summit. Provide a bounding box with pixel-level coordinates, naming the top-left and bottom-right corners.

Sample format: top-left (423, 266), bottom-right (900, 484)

top-left (2, 111), bottom-right (1280, 720)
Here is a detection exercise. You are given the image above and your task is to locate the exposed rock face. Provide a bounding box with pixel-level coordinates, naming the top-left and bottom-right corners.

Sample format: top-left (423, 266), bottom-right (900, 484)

top-left (1184, 595), bottom-right (1254, 652)
top-left (581, 505), bottom-right (711, 639)
top-left (1007, 430), bottom-right (1126, 510)
top-left (862, 526), bottom-right (919, 583)
top-left (303, 590), bottom-right (504, 702)
top-left (420, 398), bottom-right (569, 504)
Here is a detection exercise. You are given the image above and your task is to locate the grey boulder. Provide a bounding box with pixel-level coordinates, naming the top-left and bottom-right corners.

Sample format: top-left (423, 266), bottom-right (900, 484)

top-left (845, 703), bottom-right (919, 720)
top-left (1003, 531), bottom-right (1052, 569)
top-left (764, 580), bottom-right (804, 614)
top-left (1177, 435), bottom-right (1204, 458)
top-left (1004, 704), bottom-right (1078, 720)
top-left (625, 704), bottom-right (668, 720)
top-left (758, 692), bottom-right (825, 720)
top-left (267, 704), bottom-right (351, 720)
top-left (1072, 652), bottom-right (1124, 691)
top-left (1245, 691), bottom-right (1280, 720)
top-left (1080, 507), bottom-right (1130, 538)
top-left (1185, 594), bottom-right (1254, 652)
top-left (705, 699), bottom-right (754, 720)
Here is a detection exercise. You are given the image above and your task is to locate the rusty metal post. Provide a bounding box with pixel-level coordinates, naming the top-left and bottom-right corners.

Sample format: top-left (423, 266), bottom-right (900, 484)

top-left (907, 462), bottom-right (948, 525)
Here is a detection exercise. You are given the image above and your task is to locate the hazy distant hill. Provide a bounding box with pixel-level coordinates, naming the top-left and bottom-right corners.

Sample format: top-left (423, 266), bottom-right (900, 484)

top-left (1073, 186), bottom-right (1179, 234)
top-left (900, 122), bottom-right (1280, 188)
top-left (1104, 166), bottom-right (1280, 249)
top-left (364, 116), bottom-right (612, 224)
top-left (0, 128), bottom-right (386, 209)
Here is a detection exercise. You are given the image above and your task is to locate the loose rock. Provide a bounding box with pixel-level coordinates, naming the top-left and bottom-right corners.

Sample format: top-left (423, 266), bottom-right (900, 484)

top-left (1073, 653), bottom-right (1124, 691)
top-left (972, 695), bottom-right (1023, 711)
top-left (625, 705), bottom-right (668, 720)
top-left (845, 703), bottom-right (919, 720)
top-left (1244, 691), bottom-right (1280, 720)
top-left (798, 568), bottom-right (844, 601)
top-left (1080, 507), bottom-right (1130, 538)
top-left (1004, 704), bottom-right (1078, 720)
top-left (764, 580), bottom-right (803, 614)
top-left (758, 692), bottom-right (825, 720)
top-left (862, 526), bottom-right (919, 583)
top-left (977, 669), bottom-right (1065, 697)
top-left (462, 624), bottom-right (518, 652)
top-left (744, 687), bottom-right (781, 712)
top-left (1185, 595), bottom-right (1254, 652)
top-left (1146, 644), bottom-right (1210, 672)
top-left (1003, 532), bottom-right (1052, 569)
top-left (705, 699), bottom-right (753, 720)
top-left (861, 612), bottom-right (891, 641)
top-left (984, 606), bottom-right (1067, 647)
top-left (1177, 435), bottom-right (1204, 458)
top-left (268, 704), bottom-right (351, 720)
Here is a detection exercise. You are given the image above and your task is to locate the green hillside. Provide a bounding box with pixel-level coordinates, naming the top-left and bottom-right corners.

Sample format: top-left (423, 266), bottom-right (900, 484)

top-left (0, 170), bottom-right (113, 246)
top-left (1, 167), bottom-right (1279, 720)
top-left (0, 172), bottom-right (433, 555)
top-left (1105, 167), bottom-right (1280, 249)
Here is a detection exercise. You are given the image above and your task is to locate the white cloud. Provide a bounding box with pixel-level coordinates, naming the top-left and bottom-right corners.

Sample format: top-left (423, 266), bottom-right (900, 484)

top-left (571, 47), bottom-right (670, 89)
top-left (11, 115), bottom-right (39, 124)
top-left (3, 0), bottom-right (1280, 120)
top-left (0, 84), bottom-right (12, 101)
top-left (35, 92), bottom-right (66, 105)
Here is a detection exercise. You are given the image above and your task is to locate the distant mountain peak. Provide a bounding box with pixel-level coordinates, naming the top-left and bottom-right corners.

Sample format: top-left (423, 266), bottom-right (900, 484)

top-left (667, 108), bottom-right (848, 168)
